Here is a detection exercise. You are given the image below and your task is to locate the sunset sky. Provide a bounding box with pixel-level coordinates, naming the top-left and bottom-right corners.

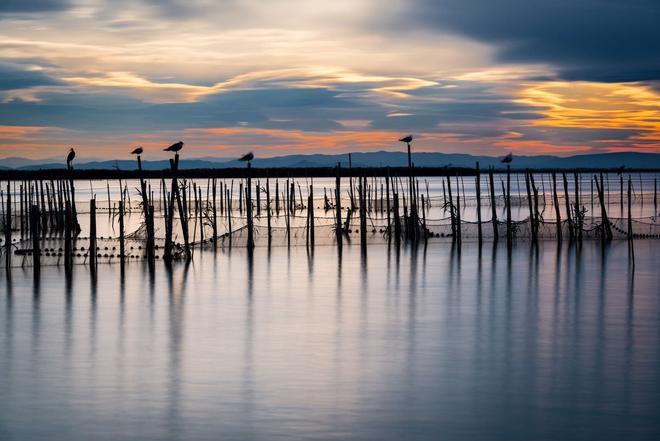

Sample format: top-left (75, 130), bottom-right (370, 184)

top-left (1, 0), bottom-right (659, 159)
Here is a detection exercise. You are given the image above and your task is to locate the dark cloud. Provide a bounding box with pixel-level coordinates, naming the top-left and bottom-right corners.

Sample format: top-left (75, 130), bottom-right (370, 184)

top-left (406, 0), bottom-right (660, 82)
top-left (0, 0), bottom-right (69, 13)
top-left (0, 63), bottom-right (60, 90)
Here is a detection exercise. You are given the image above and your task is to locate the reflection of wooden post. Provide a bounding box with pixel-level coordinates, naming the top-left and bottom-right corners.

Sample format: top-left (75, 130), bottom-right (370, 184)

top-left (335, 165), bottom-right (342, 248)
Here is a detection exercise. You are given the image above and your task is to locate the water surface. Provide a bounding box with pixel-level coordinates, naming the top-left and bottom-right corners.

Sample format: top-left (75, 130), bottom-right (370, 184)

top-left (1, 241), bottom-right (659, 440)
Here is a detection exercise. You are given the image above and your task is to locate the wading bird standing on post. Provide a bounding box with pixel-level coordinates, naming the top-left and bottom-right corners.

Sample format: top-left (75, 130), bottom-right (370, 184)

top-left (239, 152), bottom-right (254, 167)
top-left (164, 141), bottom-right (184, 154)
top-left (501, 153), bottom-right (513, 164)
top-left (131, 146), bottom-right (143, 156)
top-left (66, 147), bottom-right (76, 169)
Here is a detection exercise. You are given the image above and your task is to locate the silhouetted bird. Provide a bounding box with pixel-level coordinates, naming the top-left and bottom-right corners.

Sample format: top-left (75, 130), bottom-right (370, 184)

top-left (501, 153), bottom-right (513, 164)
top-left (399, 134), bottom-right (413, 143)
top-left (66, 148), bottom-right (76, 168)
top-left (164, 141), bottom-right (184, 153)
top-left (239, 152), bottom-right (254, 162)
top-left (131, 146), bottom-right (144, 155)
top-left (616, 165), bottom-right (625, 175)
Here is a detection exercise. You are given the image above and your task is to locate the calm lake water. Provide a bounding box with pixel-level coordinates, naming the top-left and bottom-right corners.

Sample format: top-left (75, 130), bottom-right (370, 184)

top-left (1, 241), bottom-right (659, 441)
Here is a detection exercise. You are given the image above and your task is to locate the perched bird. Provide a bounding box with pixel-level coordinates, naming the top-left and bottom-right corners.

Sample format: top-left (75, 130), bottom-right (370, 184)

top-left (616, 165), bottom-right (625, 175)
top-left (66, 147), bottom-right (76, 168)
top-left (239, 152), bottom-right (254, 163)
top-left (399, 134), bottom-right (413, 143)
top-left (164, 141), bottom-right (184, 153)
top-left (131, 146), bottom-right (144, 155)
top-left (501, 153), bottom-right (513, 164)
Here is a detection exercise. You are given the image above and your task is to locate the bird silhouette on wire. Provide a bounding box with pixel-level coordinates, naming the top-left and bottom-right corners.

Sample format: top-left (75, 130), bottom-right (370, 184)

top-left (164, 141), bottom-right (184, 153)
top-left (501, 153), bottom-right (513, 164)
top-left (131, 146), bottom-right (144, 155)
top-left (399, 134), bottom-right (413, 143)
top-left (66, 147), bottom-right (76, 168)
top-left (239, 152), bottom-right (254, 165)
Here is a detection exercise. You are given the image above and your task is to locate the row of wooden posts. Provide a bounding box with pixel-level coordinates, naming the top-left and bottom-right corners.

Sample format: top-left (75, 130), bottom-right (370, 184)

top-left (2, 162), bottom-right (658, 273)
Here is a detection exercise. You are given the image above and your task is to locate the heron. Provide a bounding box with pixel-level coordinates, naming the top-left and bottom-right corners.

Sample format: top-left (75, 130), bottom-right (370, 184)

top-left (501, 153), bottom-right (513, 164)
top-left (239, 152), bottom-right (254, 165)
top-left (164, 141), bottom-right (184, 153)
top-left (66, 147), bottom-right (76, 168)
top-left (131, 146), bottom-right (144, 155)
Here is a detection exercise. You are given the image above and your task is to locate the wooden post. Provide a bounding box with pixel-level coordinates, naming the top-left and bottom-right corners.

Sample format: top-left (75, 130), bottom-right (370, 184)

top-left (119, 200), bottom-right (125, 262)
top-left (89, 199), bottom-right (97, 267)
top-left (309, 184), bottom-right (315, 248)
top-left (574, 172), bottom-right (582, 241)
top-left (30, 205), bottom-right (40, 272)
top-left (562, 173), bottom-right (574, 240)
top-left (525, 171), bottom-right (535, 241)
top-left (386, 168), bottom-right (391, 230)
top-left (489, 168), bottom-right (498, 240)
top-left (476, 162), bottom-right (482, 243)
top-left (455, 175), bottom-right (462, 241)
top-left (266, 178), bottom-right (272, 245)
top-left (552, 173), bottom-right (562, 241)
top-left (212, 179), bottom-right (218, 245)
top-left (447, 176), bottom-right (455, 238)
top-left (627, 175), bottom-right (635, 268)
top-left (4, 183), bottom-right (11, 270)
top-left (64, 201), bottom-right (72, 269)
top-left (594, 174), bottom-right (612, 241)
top-left (335, 165), bottom-right (343, 247)
top-left (275, 179), bottom-right (280, 216)
top-left (246, 164), bottom-right (254, 249)
top-left (360, 176), bottom-right (367, 250)
top-left (506, 165), bottom-right (512, 245)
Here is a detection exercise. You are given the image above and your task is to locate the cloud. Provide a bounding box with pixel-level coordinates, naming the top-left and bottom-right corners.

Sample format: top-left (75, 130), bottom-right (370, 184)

top-left (0, 62), bottom-right (61, 91)
top-left (0, 0), bottom-right (69, 13)
top-left (404, 0), bottom-right (660, 82)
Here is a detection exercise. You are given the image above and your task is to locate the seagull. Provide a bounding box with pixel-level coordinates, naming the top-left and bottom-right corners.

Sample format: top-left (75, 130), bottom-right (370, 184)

top-left (399, 134), bottom-right (413, 143)
top-left (501, 153), bottom-right (513, 164)
top-left (164, 141), bottom-right (184, 153)
top-left (131, 146), bottom-right (144, 155)
top-left (239, 152), bottom-right (254, 163)
top-left (66, 147), bottom-right (76, 168)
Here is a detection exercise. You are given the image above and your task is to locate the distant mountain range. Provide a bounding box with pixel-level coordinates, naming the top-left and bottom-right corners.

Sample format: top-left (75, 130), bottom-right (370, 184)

top-left (1, 151), bottom-right (659, 171)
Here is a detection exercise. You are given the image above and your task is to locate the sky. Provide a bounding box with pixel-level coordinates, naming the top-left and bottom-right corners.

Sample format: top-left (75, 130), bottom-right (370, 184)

top-left (0, 0), bottom-right (659, 160)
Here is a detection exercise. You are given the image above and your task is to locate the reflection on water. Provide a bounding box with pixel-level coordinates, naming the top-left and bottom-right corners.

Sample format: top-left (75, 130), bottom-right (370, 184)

top-left (1, 241), bottom-right (659, 441)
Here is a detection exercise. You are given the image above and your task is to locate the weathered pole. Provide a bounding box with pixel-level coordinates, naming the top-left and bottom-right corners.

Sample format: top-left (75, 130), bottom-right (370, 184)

top-left (489, 168), bottom-right (498, 240)
top-left (476, 162), bottom-right (482, 243)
